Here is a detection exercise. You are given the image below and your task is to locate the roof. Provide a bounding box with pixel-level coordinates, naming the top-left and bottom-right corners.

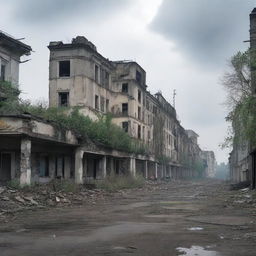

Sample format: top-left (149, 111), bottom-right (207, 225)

top-left (0, 31), bottom-right (32, 56)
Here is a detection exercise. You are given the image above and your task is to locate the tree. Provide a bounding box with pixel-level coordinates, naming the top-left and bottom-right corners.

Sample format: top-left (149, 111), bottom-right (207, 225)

top-left (222, 49), bottom-right (256, 148)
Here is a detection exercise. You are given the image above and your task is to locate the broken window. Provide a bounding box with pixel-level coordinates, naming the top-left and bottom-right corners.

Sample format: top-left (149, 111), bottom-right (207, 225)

top-left (58, 92), bottom-right (69, 107)
top-left (138, 89), bottom-right (141, 103)
top-left (95, 95), bottom-right (99, 110)
top-left (122, 103), bottom-right (128, 115)
top-left (138, 125), bottom-right (141, 139)
top-left (138, 106), bottom-right (141, 120)
top-left (100, 96), bottom-right (105, 112)
top-left (0, 65), bottom-right (6, 81)
top-left (59, 61), bottom-right (70, 77)
top-left (122, 122), bottom-right (128, 133)
top-left (95, 65), bottom-right (99, 83)
top-left (136, 70), bottom-right (142, 84)
top-left (122, 83), bottom-right (128, 93)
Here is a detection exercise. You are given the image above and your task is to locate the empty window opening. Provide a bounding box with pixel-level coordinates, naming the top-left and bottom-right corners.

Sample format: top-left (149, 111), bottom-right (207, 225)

top-left (59, 61), bottom-right (70, 77)
top-left (58, 92), bottom-right (69, 107)
top-left (0, 152), bottom-right (12, 182)
top-left (122, 103), bottom-right (128, 115)
top-left (122, 83), bottom-right (128, 93)
top-left (106, 99), bottom-right (109, 112)
top-left (1, 65), bottom-right (6, 81)
top-left (138, 125), bottom-right (141, 139)
top-left (100, 96), bottom-right (105, 112)
top-left (95, 65), bottom-right (99, 83)
top-left (136, 70), bottom-right (142, 84)
top-left (105, 71), bottom-right (109, 88)
top-left (95, 95), bottom-right (99, 110)
top-left (138, 107), bottom-right (141, 120)
top-left (138, 89), bottom-right (141, 103)
top-left (39, 156), bottom-right (49, 177)
top-left (122, 122), bottom-right (128, 133)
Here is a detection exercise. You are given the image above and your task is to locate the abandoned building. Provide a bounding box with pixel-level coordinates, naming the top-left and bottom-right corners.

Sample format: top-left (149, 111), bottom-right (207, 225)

top-left (201, 151), bottom-right (217, 178)
top-left (229, 8), bottom-right (256, 188)
top-left (0, 32), bottom-right (215, 185)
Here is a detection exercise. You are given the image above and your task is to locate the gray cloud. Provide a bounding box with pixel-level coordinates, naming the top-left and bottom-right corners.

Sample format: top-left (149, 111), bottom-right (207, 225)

top-left (151, 0), bottom-right (255, 67)
top-left (12, 0), bottom-right (131, 25)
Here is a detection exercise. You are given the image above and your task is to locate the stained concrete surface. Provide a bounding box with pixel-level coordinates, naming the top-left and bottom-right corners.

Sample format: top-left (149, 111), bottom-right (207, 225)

top-left (1, 180), bottom-right (256, 256)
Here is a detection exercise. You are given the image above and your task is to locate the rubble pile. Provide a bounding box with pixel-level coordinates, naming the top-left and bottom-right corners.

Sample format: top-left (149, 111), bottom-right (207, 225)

top-left (0, 183), bottom-right (110, 221)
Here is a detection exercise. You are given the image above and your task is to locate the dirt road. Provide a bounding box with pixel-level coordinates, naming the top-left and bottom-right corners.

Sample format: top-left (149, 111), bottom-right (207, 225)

top-left (1, 180), bottom-right (256, 256)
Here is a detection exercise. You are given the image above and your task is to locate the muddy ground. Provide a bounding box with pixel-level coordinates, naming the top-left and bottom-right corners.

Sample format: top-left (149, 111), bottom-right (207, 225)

top-left (1, 179), bottom-right (256, 256)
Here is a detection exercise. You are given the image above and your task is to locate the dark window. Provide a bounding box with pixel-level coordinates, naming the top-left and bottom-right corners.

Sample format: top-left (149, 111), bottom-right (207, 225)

top-left (153, 106), bottom-right (157, 114)
top-left (59, 61), bottom-right (70, 77)
top-left (122, 103), bottom-right (128, 115)
top-left (58, 92), bottom-right (69, 107)
top-left (148, 130), bottom-right (150, 140)
top-left (95, 95), bottom-right (99, 110)
top-left (39, 156), bottom-right (49, 177)
top-left (146, 100), bottom-right (149, 110)
top-left (136, 70), bottom-right (142, 84)
top-left (105, 71), bottom-right (109, 88)
top-left (95, 65), bottom-right (99, 83)
top-left (122, 122), bottom-right (128, 133)
top-left (122, 83), bottom-right (128, 93)
top-left (138, 89), bottom-right (141, 103)
top-left (100, 96), bottom-right (105, 112)
top-left (106, 99), bottom-right (109, 112)
top-left (138, 107), bottom-right (141, 120)
top-left (138, 125), bottom-right (141, 139)
top-left (1, 65), bottom-right (6, 81)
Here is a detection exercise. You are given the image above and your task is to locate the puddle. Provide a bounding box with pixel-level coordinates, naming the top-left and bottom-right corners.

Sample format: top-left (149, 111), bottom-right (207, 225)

top-left (187, 227), bottom-right (204, 231)
top-left (177, 246), bottom-right (219, 256)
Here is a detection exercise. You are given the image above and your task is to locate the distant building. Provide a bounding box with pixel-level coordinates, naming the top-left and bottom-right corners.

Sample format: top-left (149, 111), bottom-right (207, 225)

top-left (201, 151), bottom-right (217, 178)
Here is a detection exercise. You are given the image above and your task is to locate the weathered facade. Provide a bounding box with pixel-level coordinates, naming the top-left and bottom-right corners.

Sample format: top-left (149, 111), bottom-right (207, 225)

top-left (0, 33), bottom-right (214, 185)
top-left (47, 36), bottom-right (208, 183)
top-left (229, 8), bottom-right (256, 187)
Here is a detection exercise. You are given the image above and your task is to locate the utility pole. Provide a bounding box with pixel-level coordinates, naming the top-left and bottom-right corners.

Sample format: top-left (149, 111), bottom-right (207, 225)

top-left (173, 89), bottom-right (177, 108)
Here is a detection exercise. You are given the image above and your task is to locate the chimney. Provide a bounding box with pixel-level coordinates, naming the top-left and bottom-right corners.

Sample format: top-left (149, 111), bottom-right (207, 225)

top-left (250, 8), bottom-right (256, 93)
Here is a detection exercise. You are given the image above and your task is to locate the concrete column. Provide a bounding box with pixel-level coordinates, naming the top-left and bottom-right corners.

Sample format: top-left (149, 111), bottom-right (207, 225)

top-left (129, 157), bottom-right (136, 177)
top-left (20, 138), bottom-right (31, 186)
top-left (49, 155), bottom-right (56, 179)
top-left (144, 160), bottom-right (148, 179)
top-left (57, 156), bottom-right (63, 177)
top-left (64, 156), bottom-right (71, 179)
top-left (155, 162), bottom-right (158, 179)
top-left (101, 155), bottom-right (107, 178)
top-left (75, 148), bottom-right (84, 184)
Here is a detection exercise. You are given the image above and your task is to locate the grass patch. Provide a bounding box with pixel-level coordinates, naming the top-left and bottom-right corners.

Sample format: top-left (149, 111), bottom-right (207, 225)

top-left (94, 174), bottom-right (145, 192)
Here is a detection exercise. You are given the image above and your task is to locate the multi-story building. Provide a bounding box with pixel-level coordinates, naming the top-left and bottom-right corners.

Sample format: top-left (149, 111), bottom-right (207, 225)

top-left (48, 36), bottom-right (207, 182)
top-left (0, 31), bottom-right (31, 86)
top-left (0, 33), bottom-right (211, 185)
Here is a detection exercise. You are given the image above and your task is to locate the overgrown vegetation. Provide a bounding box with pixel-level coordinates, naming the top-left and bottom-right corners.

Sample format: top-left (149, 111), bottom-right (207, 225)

top-left (0, 81), bottom-right (148, 154)
top-left (222, 48), bottom-right (256, 148)
top-left (94, 174), bottom-right (145, 192)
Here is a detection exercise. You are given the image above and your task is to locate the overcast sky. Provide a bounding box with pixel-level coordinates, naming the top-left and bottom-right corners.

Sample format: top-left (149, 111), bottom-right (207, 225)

top-left (1, 0), bottom-right (255, 163)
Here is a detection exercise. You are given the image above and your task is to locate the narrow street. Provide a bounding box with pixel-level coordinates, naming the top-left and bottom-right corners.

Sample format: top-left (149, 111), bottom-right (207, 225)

top-left (1, 180), bottom-right (256, 256)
